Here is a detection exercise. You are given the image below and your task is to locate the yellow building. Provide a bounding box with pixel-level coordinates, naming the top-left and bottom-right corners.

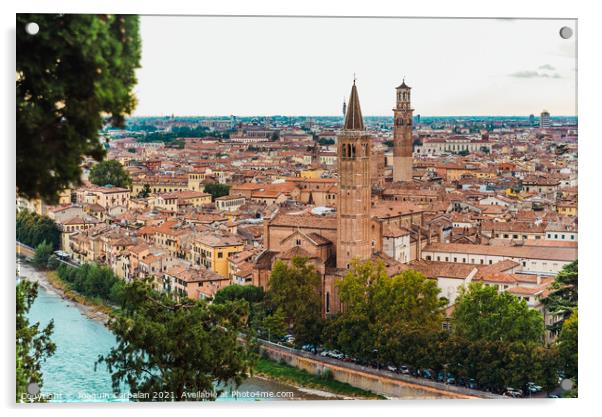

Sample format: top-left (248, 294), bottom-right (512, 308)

top-left (557, 202), bottom-right (577, 217)
top-left (187, 171), bottom-right (207, 192)
top-left (300, 168), bottom-right (325, 179)
top-left (192, 233), bottom-right (244, 278)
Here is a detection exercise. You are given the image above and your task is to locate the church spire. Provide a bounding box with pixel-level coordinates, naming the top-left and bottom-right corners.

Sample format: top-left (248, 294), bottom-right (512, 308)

top-left (343, 80), bottom-right (364, 131)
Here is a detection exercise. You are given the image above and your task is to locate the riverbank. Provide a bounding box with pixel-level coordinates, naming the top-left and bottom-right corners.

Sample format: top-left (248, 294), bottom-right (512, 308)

top-left (17, 261), bottom-right (111, 323)
top-left (16, 259), bottom-right (372, 400)
top-left (254, 358), bottom-right (383, 399)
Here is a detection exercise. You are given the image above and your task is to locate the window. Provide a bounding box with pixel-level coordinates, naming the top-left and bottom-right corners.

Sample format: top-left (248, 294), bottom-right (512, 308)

top-left (326, 292), bottom-right (330, 313)
top-left (426, 255), bottom-right (432, 261)
top-left (295, 239), bottom-right (301, 246)
top-left (218, 252), bottom-right (223, 258)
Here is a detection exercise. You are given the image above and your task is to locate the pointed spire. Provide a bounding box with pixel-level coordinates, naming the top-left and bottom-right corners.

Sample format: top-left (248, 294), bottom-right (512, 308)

top-left (344, 80), bottom-right (364, 131)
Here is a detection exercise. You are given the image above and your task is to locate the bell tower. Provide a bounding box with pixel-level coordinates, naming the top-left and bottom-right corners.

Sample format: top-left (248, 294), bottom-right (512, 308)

top-left (393, 79), bottom-right (414, 182)
top-left (336, 80), bottom-right (372, 269)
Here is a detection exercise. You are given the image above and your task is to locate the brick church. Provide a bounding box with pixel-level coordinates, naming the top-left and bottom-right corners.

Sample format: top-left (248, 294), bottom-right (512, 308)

top-left (252, 80), bottom-right (444, 316)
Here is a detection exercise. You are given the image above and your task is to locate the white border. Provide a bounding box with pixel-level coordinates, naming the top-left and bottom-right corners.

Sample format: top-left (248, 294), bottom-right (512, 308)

top-left (2, 1), bottom-right (599, 417)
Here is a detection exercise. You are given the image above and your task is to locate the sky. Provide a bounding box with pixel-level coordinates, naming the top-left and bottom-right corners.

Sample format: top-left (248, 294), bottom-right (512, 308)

top-left (133, 16), bottom-right (577, 117)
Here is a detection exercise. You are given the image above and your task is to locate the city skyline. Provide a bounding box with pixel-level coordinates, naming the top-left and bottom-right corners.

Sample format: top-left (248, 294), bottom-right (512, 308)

top-left (133, 16), bottom-right (576, 117)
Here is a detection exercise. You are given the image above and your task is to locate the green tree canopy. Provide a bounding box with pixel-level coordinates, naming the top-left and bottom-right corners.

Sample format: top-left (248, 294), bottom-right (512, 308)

top-left (32, 240), bottom-right (53, 269)
top-left (17, 14), bottom-right (141, 203)
top-left (213, 284), bottom-right (264, 305)
top-left (332, 260), bottom-right (446, 366)
top-left (16, 210), bottom-right (61, 249)
top-left (452, 282), bottom-right (544, 344)
top-left (16, 280), bottom-right (56, 402)
top-left (89, 160), bottom-right (132, 188)
top-left (204, 183), bottom-right (230, 201)
top-left (97, 279), bottom-right (254, 401)
top-left (558, 308), bottom-right (578, 383)
top-left (268, 257), bottom-right (323, 346)
top-left (543, 260), bottom-right (578, 333)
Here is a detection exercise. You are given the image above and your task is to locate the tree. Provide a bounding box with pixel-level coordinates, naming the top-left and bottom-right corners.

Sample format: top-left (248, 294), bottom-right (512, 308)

top-left (16, 210), bottom-right (61, 249)
top-left (332, 260), bottom-right (446, 366)
top-left (46, 254), bottom-right (60, 270)
top-left (17, 14), bottom-right (141, 204)
top-left (89, 160), bottom-right (132, 188)
top-left (558, 309), bottom-right (578, 383)
top-left (16, 280), bottom-right (56, 402)
top-left (543, 260), bottom-right (578, 333)
top-left (261, 307), bottom-right (288, 342)
top-left (204, 183), bottom-right (230, 201)
top-left (138, 184), bottom-right (151, 198)
top-left (213, 284), bottom-right (264, 305)
top-left (452, 282), bottom-right (544, 344)
top-left (268, 257), bottom-right (323, 346)
top-left (97, 279), bottom-right (254, 401)
top-left (32, 241), bottom-right (53, 269)
top-left (213, 284), bottom-right (265, 326)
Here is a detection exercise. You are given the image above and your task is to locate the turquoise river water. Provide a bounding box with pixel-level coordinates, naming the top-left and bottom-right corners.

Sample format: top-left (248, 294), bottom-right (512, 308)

top-left (21, 272), bottom-right (324, 402)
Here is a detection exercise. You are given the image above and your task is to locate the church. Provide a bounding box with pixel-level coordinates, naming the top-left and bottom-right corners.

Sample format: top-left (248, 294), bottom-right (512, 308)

top-left (251, 80), bottom-right (445, 316)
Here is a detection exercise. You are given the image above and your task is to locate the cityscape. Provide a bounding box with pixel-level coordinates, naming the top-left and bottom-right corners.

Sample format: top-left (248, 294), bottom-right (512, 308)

top-left (16, 14), bottom-right (578, 403)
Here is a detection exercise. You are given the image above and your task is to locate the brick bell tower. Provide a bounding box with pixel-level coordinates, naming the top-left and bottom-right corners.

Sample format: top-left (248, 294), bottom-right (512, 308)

top-left (393, 79), bottom-right (414, 182)
top-left (336, 80), bottom-right (372, 269)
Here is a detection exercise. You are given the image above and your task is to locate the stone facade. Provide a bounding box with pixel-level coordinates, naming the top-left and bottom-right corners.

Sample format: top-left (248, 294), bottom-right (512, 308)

top-left (393, 80), bottom-right (414, 182)
top-left (336, 81), bottom-right (372, 269)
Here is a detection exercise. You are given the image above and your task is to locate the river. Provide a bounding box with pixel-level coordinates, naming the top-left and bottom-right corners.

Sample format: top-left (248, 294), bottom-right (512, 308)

top-left (19, 265), bottom-right (329, 402)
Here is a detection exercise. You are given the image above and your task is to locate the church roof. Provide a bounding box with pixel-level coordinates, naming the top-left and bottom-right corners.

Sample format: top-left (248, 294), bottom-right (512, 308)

top-left (343, 81), bottom-right (365, 131)
top-left (396, 79), bottom-right (411, 89)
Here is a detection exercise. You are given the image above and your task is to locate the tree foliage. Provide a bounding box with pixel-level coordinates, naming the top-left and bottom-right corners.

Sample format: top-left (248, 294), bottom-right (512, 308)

top-left (89, 160), bottom-right (132, 188)
top-left (452, 282), bottom-right (544, 344)
top-left (213, 284), bottom-right (264, 305)
top-left (16, 280), bottom-right (56, 402)
top-left (558, 308), bottom-right (578, 383)
top-left (97, 279), bottom-right (254, 401)
top-left (17, 14), bottom-right (141, 203)
top-left (330, 260), bottom-right (446, 365)
top-left (137, 184), bottom-right (151, 198)
top-left (16, 209), bottom-right (61, 250)
top-left (543, 260), bottom-right (578, 333)
top-left (268, 257), bottom-right (323, 346)
top-left (57, 262), bottom-right (125, 304)
top-left (204, 183), bottom-right (230, 201)
top-left (32, 241), bottom-right (54, 269)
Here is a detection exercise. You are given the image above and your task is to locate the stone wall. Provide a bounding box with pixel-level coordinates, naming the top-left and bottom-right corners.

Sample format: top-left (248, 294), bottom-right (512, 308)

top-left (258, 340), bottom-right (502, 400)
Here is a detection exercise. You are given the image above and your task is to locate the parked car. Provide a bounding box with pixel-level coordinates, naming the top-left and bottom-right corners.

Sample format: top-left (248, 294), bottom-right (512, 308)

top-left (465, 378), bottom-right (478, 389)
top-left (387, 365), bottom-right (398, 373)
top-left (547, 393), bottom-right (560, 399)
top-left (320, 350), bottom-right (331, 357)
top-left (526, 382), bottom-right (542, 393)
top-left (399, 365), bottom-right (410, 375)
top-left (446, 374), bottom-right (456, 385)
top-left (503, 387), bottom-right (523, 398)
top-left (301, 344), bottom-right (317, 354)
top-left (329, 350), bottom-right (345, 360)
top-left (421, 369), bottom-right (434, 380)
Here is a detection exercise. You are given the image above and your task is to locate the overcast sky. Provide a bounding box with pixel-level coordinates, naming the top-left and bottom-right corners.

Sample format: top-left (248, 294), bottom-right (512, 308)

top-left (133, 16), bottom-right (576, 117)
